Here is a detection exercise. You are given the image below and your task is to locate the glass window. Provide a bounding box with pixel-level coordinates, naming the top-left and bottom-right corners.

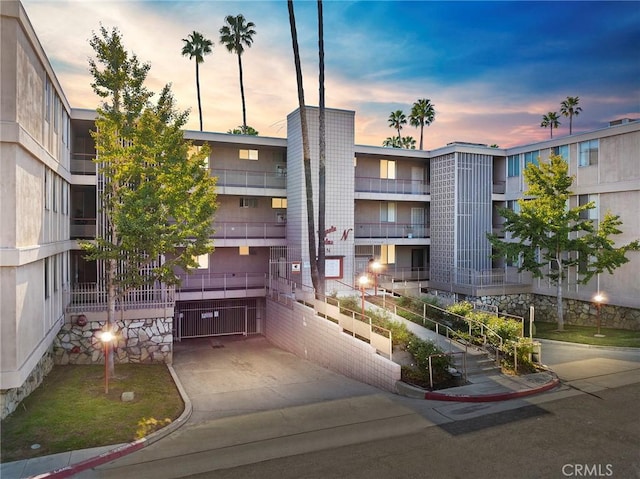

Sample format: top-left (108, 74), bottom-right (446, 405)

top-left (507, 154), bottom-right (520, 177)
top-left (193, 254), bottom-right (209, 269)
top-left (579, 140), bottom-right (598, 167)
top-left (381, 244), bottom-right (395, 264)
top-left (44, 258), bottom-right (49, 299)
top-left (578, 194), bottom-right (598, 220)
top-left (239, 246), bottom-right (250, 255)
top-left (239, 149), bottom-right (258, 160)
top-left (553, 145), bottom-right (569, 161)
top-left (524, 151), bottom-right (539, 168)
top-left (380, 159), bottom-right (396, 179)
top-left (240, 197), bottom-right (258, 208)
top-left (380, 202), bottom-right (396, 222)
top-left (271, 198), bottom-right (287, 208)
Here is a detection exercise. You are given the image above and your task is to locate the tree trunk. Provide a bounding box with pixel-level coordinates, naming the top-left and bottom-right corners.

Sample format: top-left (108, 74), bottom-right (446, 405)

top-left (317, 0), bottom-right (326, 297)
top-left (419, 123), bottom-right (424, 150)
top-left (107, 257), bottom-right (116, 378)
top-left (238, 53), bottom-right (247, 133)
top-left (196, 61), bottom-right (203, 131)
top-left (556, 254), bottom-right (565, 331)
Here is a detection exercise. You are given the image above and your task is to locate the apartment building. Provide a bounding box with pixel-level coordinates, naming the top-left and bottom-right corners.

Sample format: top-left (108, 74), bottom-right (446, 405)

top-left (2, 0), bottom-right (638, 417)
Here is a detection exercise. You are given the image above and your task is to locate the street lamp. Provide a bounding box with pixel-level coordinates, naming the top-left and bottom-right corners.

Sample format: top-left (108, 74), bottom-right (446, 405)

top-left (100, 330), bottom-right (115, 394)
top-left (370, 260), bottom-right (381, 296)
top-left (358, 274), bottom-right (369, 318)
top-left (593, 293), bottom-right (605, 338)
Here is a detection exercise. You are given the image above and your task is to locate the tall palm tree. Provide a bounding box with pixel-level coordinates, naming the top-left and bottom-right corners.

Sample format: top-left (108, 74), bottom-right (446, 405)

top-left (181, 31), bottom-right (213, 131)
top-left (388, 110), bottom-right (407, 141)
top-left (541, 111), bottom-right (561, 139)
top-left (220, 14), bottom-right (256, 134)
top-left (287, 0), bottom-right (319, 292)
top-left (560, 96), bottom-right (582, 135)
top-left (409, 98), bottom-right (435, 150)
top-left (317, 0), bottom-right (326, 296)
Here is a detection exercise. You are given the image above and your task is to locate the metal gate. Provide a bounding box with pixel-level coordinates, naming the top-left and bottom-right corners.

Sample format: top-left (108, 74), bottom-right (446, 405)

top-left (174, 298), bottom-right (262, 340)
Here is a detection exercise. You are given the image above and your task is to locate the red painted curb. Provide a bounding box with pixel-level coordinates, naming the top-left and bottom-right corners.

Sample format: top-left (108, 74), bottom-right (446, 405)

top-left (423, 377), bottom-right (560, 402)
top-left (31, 440), bottom-right (146, 479)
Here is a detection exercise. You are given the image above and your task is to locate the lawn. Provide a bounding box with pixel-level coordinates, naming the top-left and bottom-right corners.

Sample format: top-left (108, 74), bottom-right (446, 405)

top-left (533, 321), bottom-right (640, 348)
top-left (0, 364), bottom-right (183, 463)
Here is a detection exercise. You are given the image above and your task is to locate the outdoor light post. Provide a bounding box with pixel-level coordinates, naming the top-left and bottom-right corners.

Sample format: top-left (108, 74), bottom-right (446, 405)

top-left (100, 330), bottom-right (114, 394)
top-left (593, 293), bottom-right (605, 338)
top-left (358, 274), bottom-right (369, 318)
top-left (370, 260), bottom-right (381, 296)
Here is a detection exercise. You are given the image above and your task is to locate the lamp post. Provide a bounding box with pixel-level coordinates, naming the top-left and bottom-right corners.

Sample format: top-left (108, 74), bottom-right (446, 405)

top-left (593, 293), bottom-right (605, 338)
top-left (370, 260), bottom-right (381, 296)
top-left (358, 274), bottom-right (369, 318)
top-left (100, 330), bottom-right (114, 394)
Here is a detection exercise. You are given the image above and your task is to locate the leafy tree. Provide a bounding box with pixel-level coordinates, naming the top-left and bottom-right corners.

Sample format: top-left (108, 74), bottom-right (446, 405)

top-left (541, 111), bottom-right (561, 139)
top-left (409, 98), bottom-right (435, 150)
top-left (220, 14), bottom-right (256, 134)
top-left (85, 26), bottom-right (217, 375)
top-left (181, 31), bottom-right (213, 131)
top-left (382, 136), bottom-right (402, 148)
top-left (388, 110), bottom-right (407, 141)
top-left (287, 0), bottom-right (320, 292)
top-left (227, 125), bottom-right (259, 135)
top-left (488, 154), bottom-right (639, 330)
top-left (560, 96), bottom-right (582, 135)
top-left (401, 136), bottom-right (416, 149)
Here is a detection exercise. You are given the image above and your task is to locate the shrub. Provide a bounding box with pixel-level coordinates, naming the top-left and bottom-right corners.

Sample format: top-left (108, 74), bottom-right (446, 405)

top-left (135, 417), bottom-right (171, 439)
top-left (446, 301), bottom-right (474, 317)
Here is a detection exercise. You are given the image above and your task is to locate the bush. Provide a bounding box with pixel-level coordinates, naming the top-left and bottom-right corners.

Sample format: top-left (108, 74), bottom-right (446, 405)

top-left (501, 338), bottom-right (537, 374)
top-left (446, 301), bottom-right (474, 317)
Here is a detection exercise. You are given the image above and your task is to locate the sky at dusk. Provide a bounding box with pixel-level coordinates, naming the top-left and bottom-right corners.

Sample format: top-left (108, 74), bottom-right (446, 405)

top-left (22, 0), bottom-right (640, 149)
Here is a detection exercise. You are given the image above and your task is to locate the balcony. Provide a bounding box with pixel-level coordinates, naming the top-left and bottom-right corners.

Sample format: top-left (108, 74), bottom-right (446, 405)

top-left (70, 153), bottom-right (96, 175)
top-left (176, 272), bottom-right (267, 300)
top-left (66, 283), bottom-right (175, 313)
top-left (355, 222), bottom-right (429, 239)
top-left (212, 168), bottom-right (286, 190)
top-left (71, 217), bottom-right (96, 239)
top-left (355, 177), bottom-right (429, 195)
top-left (213, 221), bottom-right (286, 240)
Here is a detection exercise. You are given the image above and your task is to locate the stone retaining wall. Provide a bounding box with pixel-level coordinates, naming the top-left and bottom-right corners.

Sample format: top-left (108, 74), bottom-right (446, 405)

top-left (1, 346), bottom-right (54, 419)
top-left (476, 293), bottom-right (640, 330)
top-left (54, 316), bottom-right (174, 365)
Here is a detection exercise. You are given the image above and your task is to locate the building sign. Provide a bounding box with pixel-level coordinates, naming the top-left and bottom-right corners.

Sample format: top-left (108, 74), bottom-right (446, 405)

top-left (325, 256), bottom-right (343, 279)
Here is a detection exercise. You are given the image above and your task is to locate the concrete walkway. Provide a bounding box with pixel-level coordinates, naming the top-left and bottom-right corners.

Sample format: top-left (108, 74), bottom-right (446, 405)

top-left (2, 335), bottom-right (622, 479)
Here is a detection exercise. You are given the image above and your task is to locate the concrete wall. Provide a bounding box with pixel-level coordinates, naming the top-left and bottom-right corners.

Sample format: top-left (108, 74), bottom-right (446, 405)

top-left (265, 297), bottom-right (401, 392)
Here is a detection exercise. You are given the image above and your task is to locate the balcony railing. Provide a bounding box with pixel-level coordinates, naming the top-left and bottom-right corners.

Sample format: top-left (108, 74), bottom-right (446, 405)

top-left (213, 221), bottom-right (286, 240)
top-left (355, 222), bottom-right (429, 239)
top-left (355, 177), bottom-right (429, 195)
top-left (70, 153), bottom-right (96, 175)
top-left (492, 181), bottom-right (506, 194)
top-left (66, 283), bottom-right (175, 313)
top-left (71, 217), bottom-right (96, 239)
top-left (212, 168), bottom-right (286, 189)
top-left (178, 272), bottom-right (267, 292)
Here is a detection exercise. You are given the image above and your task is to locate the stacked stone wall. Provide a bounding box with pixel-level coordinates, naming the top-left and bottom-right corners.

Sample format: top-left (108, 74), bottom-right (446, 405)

top-left (1, 346), bottom-right (54, 419)
top-left (54, 316), bottom-right (173, 366)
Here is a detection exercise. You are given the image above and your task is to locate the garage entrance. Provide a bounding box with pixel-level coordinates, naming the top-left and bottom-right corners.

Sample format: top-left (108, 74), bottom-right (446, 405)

top-left (174, 298), bottom-right (264, 340)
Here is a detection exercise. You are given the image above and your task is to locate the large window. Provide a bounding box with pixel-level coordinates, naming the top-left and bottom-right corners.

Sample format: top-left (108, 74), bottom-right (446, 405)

top-left (193, 253), bottom-right (209, 269)
top-left (271, 198), bottom-right (287, 208)
top-left (380, 202), bottom-right (396, 222)
top-left (578, 139), bottom-right (598, 167)
top-left (523, 151), bottom-right (539, 169)
top-left (380, 159), bottom-right (396, 179)
top-left (578, 194), bottom-right (598, 220)
top-left (380, 244), bottom-right (395, 264)
top-left (239, 149), bottom-right (258, 160)
top-left (240, 197), bottom-right (258, 208)
top-left (553, 144), bottom-right (569, 161)
top-left (507, 154), bottom-right (520, 177)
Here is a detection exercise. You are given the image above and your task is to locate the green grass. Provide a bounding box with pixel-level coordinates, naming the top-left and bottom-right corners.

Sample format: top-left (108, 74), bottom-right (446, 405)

top-left (1, 364), bottom-right (183, 463)
top-left (534, 321), bottom-right (640, 348)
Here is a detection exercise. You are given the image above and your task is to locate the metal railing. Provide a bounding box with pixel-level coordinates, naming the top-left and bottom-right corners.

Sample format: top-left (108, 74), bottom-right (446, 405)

top-left (212, 221), bottom-right (286, 239)
top-left (178, 272), bottom-right (267, 292)
top-left (355, 177), bottom-right (430, 195)
top-left (354, 222), bottom-right (429, 239)
top-left (70, 153), bottom-right (96, 175)
top-left (70, 217), bottom-right (96, 239)
top-left (211, 168), bottom-right (286, 189)
top-left (66, 283), bottom-right (175, 313)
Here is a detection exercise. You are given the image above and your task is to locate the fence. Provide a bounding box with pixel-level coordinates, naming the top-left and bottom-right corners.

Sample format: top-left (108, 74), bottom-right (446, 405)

top-left (65, 283), bottom-right (175, 313)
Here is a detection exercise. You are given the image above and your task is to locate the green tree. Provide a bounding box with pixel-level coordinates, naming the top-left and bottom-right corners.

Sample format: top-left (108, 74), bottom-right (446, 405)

top-left (409, 98), bottom-right (435, 150)
top-left (382, 136), bottom-right (402, 148)
top-left (541, 111), bottom-right (561, 139)
top-left (560, 96), bottom-right (582, 135)
top-left (401, 136), bottom-right (416, 149)
top-left (488, 154), bottom-right (639, 330)
top-left (227, 125), bottom-right (259, 135)
top-left (220, 14), bottom-right (256, 134)
top-left (181, 31), bottom-right (213, 132)
top-left (85, 26), bottom-right (217, 375)
top-left (388, 110), bottom-right (407, 141)
top-left (287, 0), bottom-right (320, 292)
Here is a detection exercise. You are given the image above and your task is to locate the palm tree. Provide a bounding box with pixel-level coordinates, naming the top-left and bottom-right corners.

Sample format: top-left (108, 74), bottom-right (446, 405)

top-left (181, 31), bottom-right (213, 131)
top-left (388, 110), bottom-right (407, 141)
top-left (560, 96), bottom-right (582, 135)
top-left (401, 136), bottom-right (416, 149)
top-left (287, 0), bottom-right (319, 292)
top-left (220, 14), bottom-right (256, 134)
top-left (227, 125), bottom-right (258, 135)
top-left (409, 98), bottom-right (435, 150)
top-left (382, 136), bottom-right (401, 148)
top-left (541, 111), bottom-right (561, 139)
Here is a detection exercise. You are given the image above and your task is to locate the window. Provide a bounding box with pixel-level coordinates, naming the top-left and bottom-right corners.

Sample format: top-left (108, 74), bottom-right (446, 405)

top-left (578, 194), bottom-right (598, 220)
top-left (579, 139), bottom-right (598, 167)
top-left (189, 145), bottom-right (209, 169)
top-left (44, 169), bottom-right (50, 210)
top-left (507, 155), bottom-right (520, 177)
top-left (239, 149), bottom-right (258, 160)
top-left (507, 200), bottom-right (520, 213)
top-left (524, 151), bottom-right (539, 169)
top-left (271, 198), bottom-right (287, 208)
top-left (193, 253), bottom-right (209, 269)
top-left (380, 244), bottom-right (395, 264)
top-left (44, 258), bottom-right (49, 299)
top-left (240, 197), bottom-right (258, 208)
top-left (53, 255), bottom-right (59, 292)
top-left (239, 246), bottom-right (250, 255)
top-left (53, 175), bottom-right (58, 212)
top-left (553, 145), bottom-right (569, 161)
top-left (380, 159), bottom-right (396, 179)
top-left (380, 202), bottom-right (396, 222)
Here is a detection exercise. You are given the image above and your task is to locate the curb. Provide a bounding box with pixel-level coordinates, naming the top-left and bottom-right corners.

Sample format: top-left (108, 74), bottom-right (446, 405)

top-left (535, 338), bottom-right (640, 352)
top-left (31, 364), bottom-right (193, 479)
